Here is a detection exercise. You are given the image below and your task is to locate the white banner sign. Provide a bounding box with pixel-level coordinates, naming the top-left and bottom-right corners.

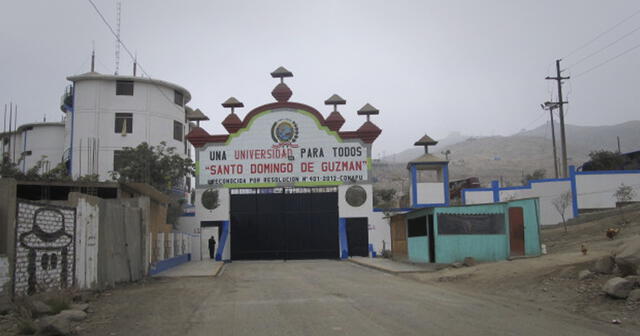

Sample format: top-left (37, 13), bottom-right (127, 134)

top-left (198, 108), bottom-right (369, 186)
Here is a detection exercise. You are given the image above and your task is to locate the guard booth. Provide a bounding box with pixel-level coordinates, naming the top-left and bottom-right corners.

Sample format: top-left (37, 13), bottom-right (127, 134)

top-left (186, 67), bottom-right (385, 261)
top-left (390, 134), bottom-right (541, 264)
top-left (400, 198), bottom-right (541, 264)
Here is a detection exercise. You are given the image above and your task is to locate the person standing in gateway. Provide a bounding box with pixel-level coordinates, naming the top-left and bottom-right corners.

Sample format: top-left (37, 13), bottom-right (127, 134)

top-left (208, 236), bottom-right (216, 259)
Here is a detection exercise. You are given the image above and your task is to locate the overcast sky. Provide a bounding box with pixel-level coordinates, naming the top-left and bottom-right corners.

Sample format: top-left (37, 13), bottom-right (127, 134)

top-left (1, 0), bottom-right (640, 157)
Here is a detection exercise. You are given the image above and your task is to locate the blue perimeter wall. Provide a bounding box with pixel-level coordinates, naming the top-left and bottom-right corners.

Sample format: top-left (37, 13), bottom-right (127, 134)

top-left (461, 166), bottom-right (640, 220)
top-left (149, 254), bottom-right (191, 276)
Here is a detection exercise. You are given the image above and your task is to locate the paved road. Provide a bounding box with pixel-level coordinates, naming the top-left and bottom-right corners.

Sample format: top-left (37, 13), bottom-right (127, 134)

top-left (81, 260), bottom-right (631, 336)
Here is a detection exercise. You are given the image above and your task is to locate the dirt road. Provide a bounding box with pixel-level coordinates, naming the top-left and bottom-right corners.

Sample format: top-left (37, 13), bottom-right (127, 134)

top-left (78, 260), bottom-right (631, 336)
top-left (401, 206), bottom-right (640, 328)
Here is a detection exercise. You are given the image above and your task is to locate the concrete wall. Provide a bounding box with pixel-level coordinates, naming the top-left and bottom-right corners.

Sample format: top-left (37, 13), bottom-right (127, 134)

top-left (175, 216), bottom-right (202, 260)
top-left (14, 202), bottom-right (76, 296)
top-left (464, 190), bottom-right (493, 204)
top-left (0, 179), bottom-right (17, 263)
top-left (464, 169), bottom-right (640, 225)
top-left (98, 198), bottom-right (146, 288)
top-left (367, 211), bottom-right (391, 254)
top-left (338, 184), bottom-right (393, 257)
top-left (0, 256), bottom-right (9, 311)
top-left (576, 172), bottom-right (640, 209)
top-left (499, 180), bottom-right (573, 226)
top-left (68, 193), bottom-right (100, 289)
top-left (338, 184), bottom-right (373, 218)
top-left (194, 187), bottom-right (230, 221)
top-left (70, 77), bottom-right (190, 180)
top-left (156, 233), bottom-right (164, 263)
top-left (416, 182), bottom-right (446, 204)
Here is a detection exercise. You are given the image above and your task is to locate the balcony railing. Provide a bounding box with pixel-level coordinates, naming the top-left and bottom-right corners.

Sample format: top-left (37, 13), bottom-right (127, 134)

top-left (60, 85), bottom-right (74, 112)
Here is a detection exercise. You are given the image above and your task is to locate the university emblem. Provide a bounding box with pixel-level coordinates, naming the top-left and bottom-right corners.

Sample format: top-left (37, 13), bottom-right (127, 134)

top-left (271, 119), bottom-right (299, 146)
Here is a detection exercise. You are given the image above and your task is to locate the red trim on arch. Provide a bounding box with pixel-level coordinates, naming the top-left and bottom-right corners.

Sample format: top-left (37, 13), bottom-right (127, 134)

top-left (238, 101), bottom-right (328, 130)
top-left (186, 101), bottom-right (381, 147)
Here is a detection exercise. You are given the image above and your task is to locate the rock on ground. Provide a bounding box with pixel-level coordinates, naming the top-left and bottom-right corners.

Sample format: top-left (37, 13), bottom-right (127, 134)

top-left (578, 270), bottom-right (594, 281)
top-left (614, 239), bottom-right (640, 276)
top-left (591, 256), bottom-right (615, 274)
top-left (624, 275), bottom-right (640, 286)
top-left (463, 257), bottom-right (477, 267)
top-left (602, 277), bottom-right (634, 299)
top-left (70, 303), bottom-right (89, 312)
top-left (30, 300), bottom-right (52, 317)
top-left (58, 309), bottom-right (87, 322)
top-left (38, 314), bottom-right (71, 335)
top-left (628, 289), bottom-right (640, 301)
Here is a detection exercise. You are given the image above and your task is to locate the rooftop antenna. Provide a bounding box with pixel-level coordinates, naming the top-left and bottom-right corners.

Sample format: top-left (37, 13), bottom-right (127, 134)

top-left (91, 41), bottom-right (95, 72)
top-left (133, 52), bottom-right (137, 76)
top-left (13, 104), bottom-right (17, 163)
top-left (114, 1), bottom-right (122, 75)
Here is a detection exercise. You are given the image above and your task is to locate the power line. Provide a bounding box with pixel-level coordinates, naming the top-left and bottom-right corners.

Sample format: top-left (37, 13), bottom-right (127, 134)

top-left (566, 23), bottom-right (640, 69)
top-left (562, 7), bottom-right (640, 60)
top-left (518, 110), bottom-right (547, 132)
top-left (573, 40), bottom-right (640, 78)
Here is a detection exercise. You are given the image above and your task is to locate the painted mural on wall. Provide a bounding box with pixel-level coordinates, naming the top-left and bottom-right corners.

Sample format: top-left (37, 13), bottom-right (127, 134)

top-left (14, 202), bottom-right (76, 296)
top-left (198, 108), bottom-right (370, 187)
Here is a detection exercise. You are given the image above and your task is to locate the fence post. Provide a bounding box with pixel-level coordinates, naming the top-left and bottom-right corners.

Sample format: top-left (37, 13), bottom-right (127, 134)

top-left (569, 165), bottom-right (579, 218)
top-left (491, 180), bottom-right (500, 203)
top-left (157, 233), bottom-right (164, 261)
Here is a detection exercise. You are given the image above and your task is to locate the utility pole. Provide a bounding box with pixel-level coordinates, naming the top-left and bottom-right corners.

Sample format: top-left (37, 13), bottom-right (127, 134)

top-left (542, 102), bottom-right (559, 179)
top-left (546, 60), bottom-right (570, 177)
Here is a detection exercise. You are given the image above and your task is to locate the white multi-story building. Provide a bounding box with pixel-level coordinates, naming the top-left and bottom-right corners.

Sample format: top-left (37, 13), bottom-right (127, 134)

top-left (62, 72), bottom-right (193, 183)
top-left (1, 122), bottom-right (66, 174)
top-left (1, 71), bottom-right (196, 197)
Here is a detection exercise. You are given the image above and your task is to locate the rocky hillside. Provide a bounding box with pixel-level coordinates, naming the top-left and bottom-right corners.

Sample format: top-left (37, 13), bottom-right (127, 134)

top-left (375, 121), bottom-right (640, 191)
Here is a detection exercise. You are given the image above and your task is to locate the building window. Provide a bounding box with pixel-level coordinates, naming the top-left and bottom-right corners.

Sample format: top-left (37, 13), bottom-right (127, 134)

top-left (437, 214), bottom-right (505, 235)
top-left (116, 80), bottom-right (134, 96)
top-left (174, 90), bottom-right (184, 106)
top-left (115, 113), bottom-right (133, 134)
top-left (407, 216), bottom-right (427, 237)
top-left (113, 150), bottom-right (125, 172)
top-left (173, 121), bottom-right (183, 141)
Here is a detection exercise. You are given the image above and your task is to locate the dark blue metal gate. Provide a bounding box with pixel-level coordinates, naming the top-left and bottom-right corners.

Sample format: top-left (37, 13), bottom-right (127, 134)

top-left (230, 188), bottom-right (339, 260)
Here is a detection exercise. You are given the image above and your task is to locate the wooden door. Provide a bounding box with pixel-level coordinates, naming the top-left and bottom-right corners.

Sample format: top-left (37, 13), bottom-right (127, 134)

top-left (390, 214), bottom-right (407, 258)
top-left (508, 207), bottom-right (525, 256)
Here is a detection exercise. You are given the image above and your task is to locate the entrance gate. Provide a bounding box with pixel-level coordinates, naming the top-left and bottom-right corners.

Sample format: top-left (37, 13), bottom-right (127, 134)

top-left (230, 187), bottom-right (339, 260)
